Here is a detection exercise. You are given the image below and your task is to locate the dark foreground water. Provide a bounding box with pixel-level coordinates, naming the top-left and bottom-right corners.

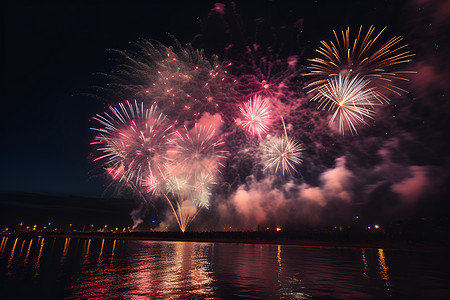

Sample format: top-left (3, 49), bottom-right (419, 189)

top-left (0, 236), bottom-right (449, 299)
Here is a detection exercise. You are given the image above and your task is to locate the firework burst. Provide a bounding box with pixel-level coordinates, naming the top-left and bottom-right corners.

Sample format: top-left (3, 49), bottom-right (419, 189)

top-left (146, 124), bottom-right (227, 232)
top-left (306, 25), bottom-right (414, 101)
top-left (229, 44), bottom-right (303, 111)
top-left (239, 95), bottom-right (272, 137)
top-left (261, 135), bottom-right (304, 176)
top-left (96, 38), bottom-right (236, 125)
top-left (171, 124), bottom-right (227, 178)
top-left (90, 101), bottom-right (173, 189)
top-left (311, 73), bottom-right (381, 135)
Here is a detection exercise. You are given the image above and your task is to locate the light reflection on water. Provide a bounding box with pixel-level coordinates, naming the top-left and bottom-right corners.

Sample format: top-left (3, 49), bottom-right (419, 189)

top-left (0, 237), bottom-right (449, 299)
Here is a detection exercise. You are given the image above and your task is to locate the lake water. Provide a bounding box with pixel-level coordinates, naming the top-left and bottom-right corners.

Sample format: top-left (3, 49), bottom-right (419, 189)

top-left (0, 236), bottom-right (449, 299)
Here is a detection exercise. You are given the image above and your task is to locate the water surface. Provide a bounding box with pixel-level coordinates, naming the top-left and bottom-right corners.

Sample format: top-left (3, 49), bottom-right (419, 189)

top-left (0, 236), bottom-right (449, 299)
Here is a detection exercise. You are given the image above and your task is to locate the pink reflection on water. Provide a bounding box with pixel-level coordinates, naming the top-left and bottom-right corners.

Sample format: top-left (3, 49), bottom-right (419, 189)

top-left (68, 240), bottom-right (215, 299)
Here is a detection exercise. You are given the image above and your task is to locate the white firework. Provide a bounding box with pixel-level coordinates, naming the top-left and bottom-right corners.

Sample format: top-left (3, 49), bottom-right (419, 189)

top-left (311, 73), bottom-right (381, 135)
top-left (261, 135), bottom-right (304, 176)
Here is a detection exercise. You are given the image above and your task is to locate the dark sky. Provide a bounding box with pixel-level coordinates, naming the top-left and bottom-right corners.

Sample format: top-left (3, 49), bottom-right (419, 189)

top-left (1, 0), bottom-right (449, 229)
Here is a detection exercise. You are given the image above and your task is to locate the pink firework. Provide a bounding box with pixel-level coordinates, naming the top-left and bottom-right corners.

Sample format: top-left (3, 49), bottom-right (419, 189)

top-left (239, 95), bottom-right (272, 137)
top-left (99, 39), bottom-right (237, 126)
top-left (170, 124), bottom-right (227, 178)
top-left (90, 101), bottom-right (173, 189)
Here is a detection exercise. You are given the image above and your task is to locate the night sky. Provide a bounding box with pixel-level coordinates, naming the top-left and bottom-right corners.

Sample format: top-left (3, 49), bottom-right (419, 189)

top-left (1, 0), bottom-right (449, 230)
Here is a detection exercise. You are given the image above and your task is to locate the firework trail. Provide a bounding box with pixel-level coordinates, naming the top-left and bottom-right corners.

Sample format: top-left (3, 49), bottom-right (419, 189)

top-left (311, 73), bottom-right (381, 135)
top-left (161, 124), bottom-right (226, 231)
top-left (162, 173), bottom-right (215, 232)
top-left (306, 25), bottom-right (414, 101)
top-left (90, 101), bottom-right (173, 189)
top-left (239, 95), bottom-right (272, 138)
top-left (162, 175), bottom-right (194, 232)
top-left (233, 46), bottom-right (301, 101)
top-left (157, 173), bottom-right (211, 232)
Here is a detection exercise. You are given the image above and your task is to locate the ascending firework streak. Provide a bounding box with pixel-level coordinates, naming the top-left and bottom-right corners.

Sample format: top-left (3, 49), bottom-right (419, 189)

top-left (160, 173), bottom-right (215, 232)
top-left (166, 124), bottom-right (226, 231)
top-left (261, 116), bottom-right (303, 176)
top-left (311, 73), bottom-right (381, 135)
top-left (239, 95), bottom-right (272, 138)
top-left (306, 25), bottom-right (414, 104)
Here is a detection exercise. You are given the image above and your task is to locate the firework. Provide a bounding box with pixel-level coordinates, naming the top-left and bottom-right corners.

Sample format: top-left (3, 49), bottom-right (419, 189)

top-left (161, 172), bottom-right (216, 231)
top-left (165, 175), bottom-right (189, 195)
top-left (150, 124), bottom-right (227, 232)
top-left (90, 101), bottom-right (173, 189)
top-left (162, 175), bottom-right (202, 233)
top-left (261, 135), bottom-right (304, 176)
top-left (97, 38), bottom-right (236, 125)
top-left (191, 172), bottom-right (215, 209)
top-left (230, 44), bottom-right (303, 111)
top-left (171, 124), bottom-right (227, 178)
top-left (239, 95), bottom-right (272, 137)
top-left (306, 25), bottom-right (414, 101)
top-left (311, 73), bottom-right (381, 135)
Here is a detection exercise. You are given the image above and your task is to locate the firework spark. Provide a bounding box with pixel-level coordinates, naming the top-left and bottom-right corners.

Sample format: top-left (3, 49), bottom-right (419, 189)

top-left (239, 95), bottom-right (272, 137)
top-left (90, 101), bottom-right (173, 189)
top-left (97, 39), bottom-right (236, 125)
top-left (311, 73), bottom-right (381, 135)
top-left (191, 172), bottom-right (215, 209)
top-left (261, 135), bottom-right (304, 176)
top-left (306, 25), bottom-right (414, 101)
top-left (147, 124), bottom-right (227, 231)
top-left (160, 172), bottom-right (216, 231)
top-left (171, 124), bottom-right (227, 178)
top-left (162, 175), bottom-right (201, 233)
top-left (229, 44), bottom-right (303, 117)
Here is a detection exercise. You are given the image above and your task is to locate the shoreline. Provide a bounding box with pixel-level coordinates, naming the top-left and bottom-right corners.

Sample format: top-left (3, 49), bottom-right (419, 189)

top-left (2, 232), bottom-right (448, 252)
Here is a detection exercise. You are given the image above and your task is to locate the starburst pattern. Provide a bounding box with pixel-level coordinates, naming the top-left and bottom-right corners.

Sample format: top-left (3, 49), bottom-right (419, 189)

top-left (306, 25), bottom-right (414, 101)
top-left (239, 95), bottom-right (272, 137)
top-left (91, 101), bottom-right (173, 188)
top-left (171, 124), bottom-right (227, 178)
top-left (261, 135), bottom-right (304, 175)
top-left (311, 73), bottom-right (381, 135)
